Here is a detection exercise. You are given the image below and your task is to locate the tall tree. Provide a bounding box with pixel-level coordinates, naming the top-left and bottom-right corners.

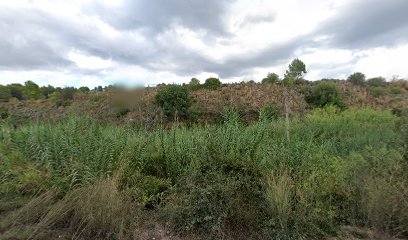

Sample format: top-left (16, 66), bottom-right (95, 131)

top-left (283, 58), bottom-right (306, 142)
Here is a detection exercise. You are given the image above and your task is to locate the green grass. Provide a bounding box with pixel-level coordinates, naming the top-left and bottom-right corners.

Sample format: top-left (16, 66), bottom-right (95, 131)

top-left (0, 107), bottom-right (407, 239)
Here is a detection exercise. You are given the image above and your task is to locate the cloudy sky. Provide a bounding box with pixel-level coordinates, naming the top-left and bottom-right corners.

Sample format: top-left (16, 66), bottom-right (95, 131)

top-left (0, 0), bottom-right (407, 87)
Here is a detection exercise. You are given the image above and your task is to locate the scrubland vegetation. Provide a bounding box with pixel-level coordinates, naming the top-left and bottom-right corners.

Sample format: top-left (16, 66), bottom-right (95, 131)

top-left (0, 106), bottom-right (407, 239)
top-left (1, 60), bottom-right (408, 239)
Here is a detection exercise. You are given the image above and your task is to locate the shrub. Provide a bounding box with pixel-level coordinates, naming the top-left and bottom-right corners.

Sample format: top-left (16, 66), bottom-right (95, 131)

top-left (370, 86), bottom-right (386, 97)
top-left (305, 82), bottom-right (346, 109)
top-left (163, 155), bottom-right (269, 238)
top-left (262, 73), bottom-right (280, 84)
top-left (390, 86), bottom-right (401, 94)
top-left (203, 78), bottom-right (222, 90)
top-left (367, 77), bottom-right (386, 87)
top-left (347, 72), bottom-right (366, 86)
top-left (155, 84), bottom-right (192, 120)
top-left (0, 106), bottom-right (8, 119)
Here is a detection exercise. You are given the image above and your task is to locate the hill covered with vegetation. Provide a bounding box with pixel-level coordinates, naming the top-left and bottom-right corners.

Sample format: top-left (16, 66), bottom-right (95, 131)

top-left (1, 60), bottom-right (408, 239)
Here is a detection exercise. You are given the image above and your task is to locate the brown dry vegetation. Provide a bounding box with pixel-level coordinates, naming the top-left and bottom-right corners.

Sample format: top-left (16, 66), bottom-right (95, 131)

top-left (2, 80), bottom-right (407, 126)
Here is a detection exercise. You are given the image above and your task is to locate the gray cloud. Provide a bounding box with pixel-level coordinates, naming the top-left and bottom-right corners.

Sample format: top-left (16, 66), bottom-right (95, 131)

top-left (0, 8), bottom-right (74, 70)
top-left (0, 0), bottom-right (407, 84)
top-left (315, 0), bottom-right (408, 49)
top-left (87, 0), bottom-right (235, 36)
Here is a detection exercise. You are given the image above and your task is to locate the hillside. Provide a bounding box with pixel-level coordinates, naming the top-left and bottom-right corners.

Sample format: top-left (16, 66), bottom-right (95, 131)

top-left (2, 80), bottom-right (408, 126)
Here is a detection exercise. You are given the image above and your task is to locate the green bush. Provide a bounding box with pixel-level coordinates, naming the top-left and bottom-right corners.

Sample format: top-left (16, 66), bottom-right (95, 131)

top-left (203, 78), bottom-right (222, 90)
top-left (390, 86), bottom-right (402, 94)
top-left (155, 84), bottom-right (192, 120)
top-left (163, 155), bottom-right (269, 238)
top-left (347, 72), bottom-right (366, 86)
top-left (0, 106), bottom-right (8, 119)
top-left (370, 86), bottom-right (386, 97)
top-left (305, 82), bottom-right (346, 109)
top-left (367, 77), bottom-right (386, 87)
top-left (262, 73), bottom-right (280, 84)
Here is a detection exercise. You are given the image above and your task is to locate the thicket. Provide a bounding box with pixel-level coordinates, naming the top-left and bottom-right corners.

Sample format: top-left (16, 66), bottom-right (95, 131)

top-left (305, 81), bottom-right (346, 109)
top-left (0, 108), bottom-right (407, 239)
top-left (155, 84), bottom-right (192, 120)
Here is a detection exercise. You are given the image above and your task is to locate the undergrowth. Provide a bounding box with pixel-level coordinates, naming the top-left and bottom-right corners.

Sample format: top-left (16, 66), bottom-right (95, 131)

top-left (0, 107), bottom-right (407, 239)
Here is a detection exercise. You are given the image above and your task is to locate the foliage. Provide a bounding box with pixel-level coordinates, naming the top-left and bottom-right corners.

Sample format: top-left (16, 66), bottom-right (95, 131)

top-left (23, 81), bottom-right (42, 99)
top-left (347, 72), bottom-right (366, 86)
top-left (155, 84), bottom-right (192, 120)
top-left (203, 77), bottom-right (222, 90)
top-left (305, 81), bottom-right (346, 109)
top-left (188, 77), bottom-right (201, 90)
top-left (0, 108), bottom-right (407, 239)
top-left (284, 58), bottom-right (307, 84)
top-left (367, 77), bottom-right (386, 87)
top-left (370, 86), bottom-right (386, 97)
top-left (259, 105), bottom-right (281, 121)
top-left (262, 72), bottom-right (280, 84)
top-left (390, 86), bottom-right (401, 94)
top-left (78, 86), bottom-right (90, 93)
top-left (0, 106), bottom-right (8, 119)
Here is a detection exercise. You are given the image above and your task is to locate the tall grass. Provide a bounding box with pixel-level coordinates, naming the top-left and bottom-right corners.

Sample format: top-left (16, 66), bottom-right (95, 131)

top-left (0, 108), bottom-right (407, 239)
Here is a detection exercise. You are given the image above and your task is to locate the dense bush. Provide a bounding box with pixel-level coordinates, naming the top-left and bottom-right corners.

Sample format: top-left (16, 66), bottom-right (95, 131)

top-left (155, 84), bottom-right (192, 120)
top-left (370, 86), bottom-right (386, 97)
top-left (262, 73), bottom-right (280, 84)
top-left (367, 77), bottom-right (386, 87)
top-left (347, 72), bottom-right (366, 86)
top-left (203, 78), bottom-right (222, 90)
top-left (305, 81), bottom-right (346, 109)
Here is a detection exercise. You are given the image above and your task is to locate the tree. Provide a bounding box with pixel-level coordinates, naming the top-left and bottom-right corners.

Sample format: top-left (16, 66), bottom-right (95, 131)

top-left (347, 72), bottom-right (366, 86)
top-left (155, 84), bottom-right (192, 120)
top-left (189, 78), bottom-right (201, 90)
top-left (40, 85), bottom-right (56, 99)
top-left (23, 81), bottom-right (42, 99)
top-left (203, 78), bottom-right (222, 90)
top-left (78, 86), bottom-right (90, 93)
top-left (0, 85), bottom-right (11, 102)
top-left (283, 58), bottom-right (307, 142)
top-left (262, 73), bottom-right (280, 84)
top-left (58, 87), bottom-right (76, 101)
top-left (305, 82), bottom-right (346, 109)
top-left (8, 84), bottom-right (24, 100)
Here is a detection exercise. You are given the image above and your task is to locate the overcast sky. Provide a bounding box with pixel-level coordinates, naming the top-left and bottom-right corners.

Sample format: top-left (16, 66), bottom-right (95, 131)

top-left (0, 0), bottom-right (407, 87)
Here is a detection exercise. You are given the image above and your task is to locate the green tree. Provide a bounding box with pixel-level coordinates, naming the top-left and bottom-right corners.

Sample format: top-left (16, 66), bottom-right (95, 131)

top-left (305, 82), bottom-right (346, 109)
top-left (284, 58), bottom-right (307, 83)
top-left (8, 84), bottom-right (24, 100)
top-left (0, 85), bottom-right (11, 102)
top-left (203, 78), bottom-right (222, 90)
top-left (282, 58), bottom-right (307, 142)
top-left (262, 73), bottom-right (280, 84)
top-left (23, 81), bottom-right (42, 99)
top-left (155, 84), bottom-right (192, 120)
top-left (347, 72), bottom-right (366, 86)
top-left (40, 85), bottom-right (56, 99)
top-left (78, 86), bottom-right (90, 93)
top-left (189, 78), bottom-right (201, 90)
